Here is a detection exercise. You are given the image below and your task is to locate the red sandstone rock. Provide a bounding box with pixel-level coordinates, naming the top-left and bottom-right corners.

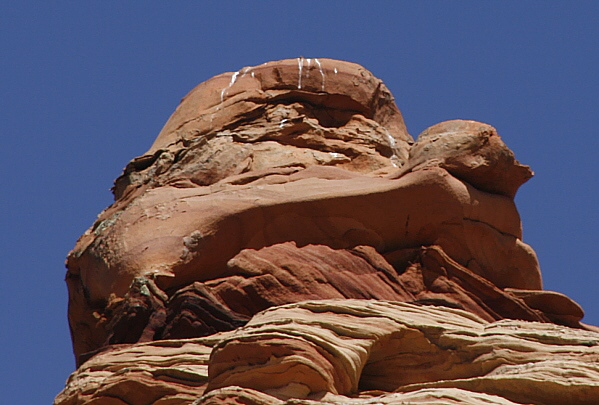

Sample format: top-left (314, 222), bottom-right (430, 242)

top-left (147, 58), bottom-right (409, 156)
top-left (398, 120), bottom-right (533, 198)
top-left (56, 59), bottom-right (598, 405)
top-left (79, 242), bottom-right (573, 359)
top-left (66, 165), bottom-right (543, 358)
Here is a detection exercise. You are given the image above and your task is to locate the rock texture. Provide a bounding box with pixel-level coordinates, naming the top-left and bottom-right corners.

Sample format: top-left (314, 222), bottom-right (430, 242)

top-left (206, 300), bottom-right (599, 404)
top-left (57, 59), bottom-right (599, 405)
top-left (53, 336), bottom-right (220, 405)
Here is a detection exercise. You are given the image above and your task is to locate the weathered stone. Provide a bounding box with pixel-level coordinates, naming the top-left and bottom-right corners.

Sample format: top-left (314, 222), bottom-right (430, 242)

top-left (66, 163), bottom-right (543, 359)
top-left (56, 59), bottom-right (597, 405)
top-left (54, 335), bottom-right (227, 405)
top-left (206, 300), bottom-right (599, 404)
top-left (397, 120), bottom-right (533, 198)
top-left (195, 386), bottom-right (524, 405)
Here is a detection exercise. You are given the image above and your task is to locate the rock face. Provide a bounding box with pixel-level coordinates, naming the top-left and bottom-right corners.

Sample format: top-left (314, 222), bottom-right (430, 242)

top-left (56, 59), bottom-right (599, 405)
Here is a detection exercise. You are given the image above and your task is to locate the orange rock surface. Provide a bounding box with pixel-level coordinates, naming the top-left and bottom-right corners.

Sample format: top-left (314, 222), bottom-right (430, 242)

top-left (56, 59), bottom-right (599, 405)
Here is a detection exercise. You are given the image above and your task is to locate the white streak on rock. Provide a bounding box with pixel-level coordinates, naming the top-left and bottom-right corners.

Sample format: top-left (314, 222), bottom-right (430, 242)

top-left (385, 129), bottom-right (400, 167)
top-left (315, 58), bottom-right (325, 91)
top-left (297, 57), bottom-right (304, 89)
top-left (240, 67), bottom-right (251, 78)
top-left (220, 70), bottom-right (241, 103)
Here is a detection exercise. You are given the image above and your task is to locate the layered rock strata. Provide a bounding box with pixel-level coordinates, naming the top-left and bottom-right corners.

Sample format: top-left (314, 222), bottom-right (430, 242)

top-left (57, 59), bottom-right (598, 405)
top-left (205, 300), bottom-right (599, 404)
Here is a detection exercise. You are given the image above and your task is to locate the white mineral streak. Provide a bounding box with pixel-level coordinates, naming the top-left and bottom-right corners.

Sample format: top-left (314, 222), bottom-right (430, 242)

top-left (385, 129), bottom-right (401, 167)
top-left (297, 57), bottom-right (325, 91)
top-left (314, 58), bottom-right (325, 91)
top-left (297, 57), bottom-right (304, 89)
top-left (220, 69), bottom-right (242, 103)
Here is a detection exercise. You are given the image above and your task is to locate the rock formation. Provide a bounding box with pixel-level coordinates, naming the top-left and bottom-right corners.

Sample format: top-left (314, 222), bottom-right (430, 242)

top-left (55, 58), bottom-right (599, 405)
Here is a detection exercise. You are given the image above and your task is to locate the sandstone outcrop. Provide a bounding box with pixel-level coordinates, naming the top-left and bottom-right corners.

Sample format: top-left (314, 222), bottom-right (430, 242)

top-left (206, 300), bottom-right (599, 404)
top-left (57, 59), bottom-right (598, 405)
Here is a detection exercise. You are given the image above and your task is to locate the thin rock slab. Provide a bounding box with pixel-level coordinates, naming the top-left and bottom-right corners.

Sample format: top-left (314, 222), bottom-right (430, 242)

top-left (195, 386), bottom-right (525, 405)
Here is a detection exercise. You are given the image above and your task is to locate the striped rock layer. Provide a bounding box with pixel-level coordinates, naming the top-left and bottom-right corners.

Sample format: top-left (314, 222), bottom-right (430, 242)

top-left (55, 301), bottom-right (599, 405)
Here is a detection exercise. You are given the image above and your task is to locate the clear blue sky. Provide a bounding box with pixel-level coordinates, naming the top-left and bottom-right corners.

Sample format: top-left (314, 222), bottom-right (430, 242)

top-left (2, 2), bottom-right (598, 403)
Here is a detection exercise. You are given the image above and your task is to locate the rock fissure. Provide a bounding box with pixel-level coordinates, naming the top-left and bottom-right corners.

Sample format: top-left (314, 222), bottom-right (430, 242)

top-left (462, 218), bottom-right (518, 239)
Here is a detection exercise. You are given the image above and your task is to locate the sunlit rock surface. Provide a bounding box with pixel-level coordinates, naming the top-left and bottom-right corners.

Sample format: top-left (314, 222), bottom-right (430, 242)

top-left (56, 59), bottom-right (599, 405)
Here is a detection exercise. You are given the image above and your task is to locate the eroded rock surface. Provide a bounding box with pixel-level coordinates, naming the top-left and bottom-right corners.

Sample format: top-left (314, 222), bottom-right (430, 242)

top-left (56, 59), bottom-right (598, 405)
top-left (206, 300), bottom-right (599, 404)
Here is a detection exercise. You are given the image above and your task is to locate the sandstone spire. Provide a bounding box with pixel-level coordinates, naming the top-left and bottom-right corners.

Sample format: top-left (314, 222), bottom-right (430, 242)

top-left (56, 59), bottom-right (599, 405)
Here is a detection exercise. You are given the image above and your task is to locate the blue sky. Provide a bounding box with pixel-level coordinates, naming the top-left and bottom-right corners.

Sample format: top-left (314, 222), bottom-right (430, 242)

top-left (2, 2), bottom-right (598, 403)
